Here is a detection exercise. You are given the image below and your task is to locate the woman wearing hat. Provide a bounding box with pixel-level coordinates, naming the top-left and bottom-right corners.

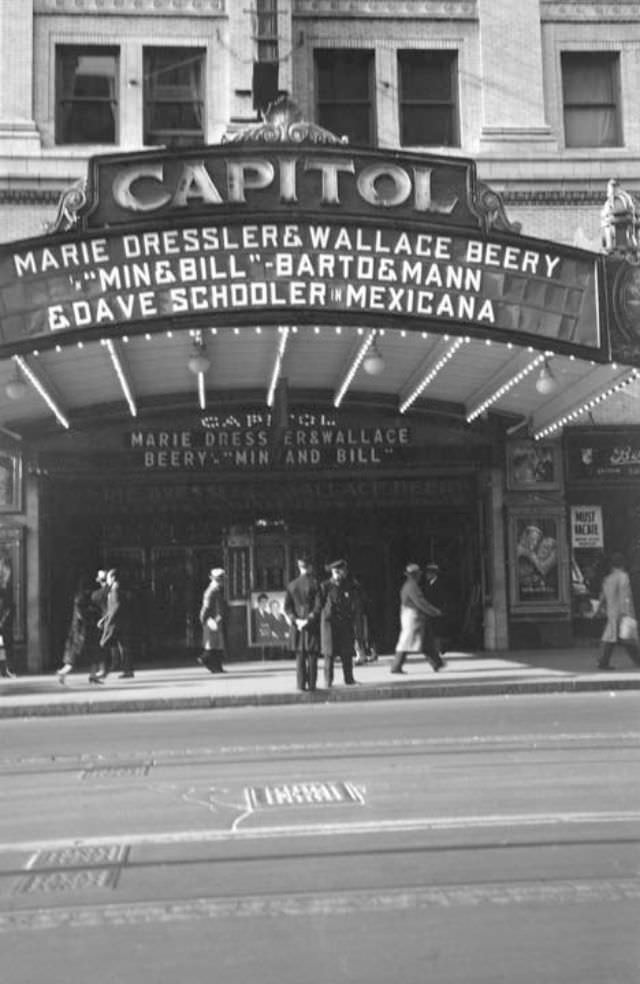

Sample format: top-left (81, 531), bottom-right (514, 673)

top-left (391, 563), bottom-right (444, 674)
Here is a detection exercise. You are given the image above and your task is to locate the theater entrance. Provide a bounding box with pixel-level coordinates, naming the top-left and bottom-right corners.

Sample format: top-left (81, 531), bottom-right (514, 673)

top-left (48, 471), bottom-right (484, 667)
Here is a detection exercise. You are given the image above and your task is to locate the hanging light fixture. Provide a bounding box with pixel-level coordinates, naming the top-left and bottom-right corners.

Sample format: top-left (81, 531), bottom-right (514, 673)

top-left (535, 359), bottom-right (558, 396)
top-left (363, 337), bottom-right (385, 375)
top-left (5, 363), bottom-right (28, 400)
top-left (187, 340), bottom-right (211, 375)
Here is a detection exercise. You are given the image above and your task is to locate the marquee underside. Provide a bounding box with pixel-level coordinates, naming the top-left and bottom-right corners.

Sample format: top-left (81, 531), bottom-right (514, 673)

top-left (0, 322), bottom-right (633, 444)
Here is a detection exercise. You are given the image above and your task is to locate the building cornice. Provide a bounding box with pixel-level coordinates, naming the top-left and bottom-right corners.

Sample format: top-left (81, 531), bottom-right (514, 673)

top-left (541, 2), bottom-right (640, 21)
top-left (34, 0), bottom-right (225, 15)
top-left (293, 1), bottom-right (476, 19)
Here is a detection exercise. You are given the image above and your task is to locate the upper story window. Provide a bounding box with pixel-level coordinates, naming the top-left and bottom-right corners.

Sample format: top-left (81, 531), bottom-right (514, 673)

top-left (55, 46), bottom-right (119, 145)
top-left (315, 49), bottom-right (375, 146)
top-left (143, 47), bottom-right (205, 148)
top-left (561, 52), bottom-right (621, 147)
top-left (398, 50), bottom-right (459, 147)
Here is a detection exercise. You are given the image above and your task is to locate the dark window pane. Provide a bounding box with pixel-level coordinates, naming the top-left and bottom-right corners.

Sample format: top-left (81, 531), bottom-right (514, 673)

top-left (399, 51), bottom-right (453, 100)
top-left (144, 47), bottom-right (205, 146)
top-left (398, 50), bottom-right (458, 147)
top-left (319, 105), bottom-right (371, 145)
top-left (56, 46), bottom-right (118, 145)
top-left (315, 49), bottom-right (374, 145)
top-left (562, 52), bottom-right (620, 147)
top-left (401, 106), bottom-right (455, 147)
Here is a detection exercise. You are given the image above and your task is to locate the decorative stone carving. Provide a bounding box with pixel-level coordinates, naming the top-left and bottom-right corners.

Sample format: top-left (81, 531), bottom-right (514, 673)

top-left (35, 0), bottom-right (224, 15)
top-left (222, 95), bottom-right (349, 145)
top-left (293, 0), bottom-right (476, 17)
top-left (45, 179), bottom-right (87, 234)
top-left (475, 181), bottom-right (522, 235)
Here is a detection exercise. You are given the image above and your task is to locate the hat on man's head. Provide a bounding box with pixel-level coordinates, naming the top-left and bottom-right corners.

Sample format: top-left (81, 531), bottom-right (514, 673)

top-left (405, 563), bottom-right (421, 575)
top-left (425, 561), bottom-right (440, 572)
top-left (326, 559), bottom-right (347, 573)
top-left (210, 567), bottom-right (225, 578)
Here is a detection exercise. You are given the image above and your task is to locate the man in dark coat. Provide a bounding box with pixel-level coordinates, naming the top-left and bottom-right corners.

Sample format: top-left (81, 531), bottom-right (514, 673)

top-left (423, 561), bottom-right (450, 661)
top-left (284, 556), bottom-right (320, 691)
top-left (91, 568), bottom-right (134, 682)
top-left (198, 567), bottom-right (228, 674)
top-left (317, 559), bottom-right (364, 688)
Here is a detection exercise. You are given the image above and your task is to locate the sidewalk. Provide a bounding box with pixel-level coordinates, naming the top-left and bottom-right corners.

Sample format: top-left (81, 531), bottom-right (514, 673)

top-left (1, 647), bottom-right (640, 718)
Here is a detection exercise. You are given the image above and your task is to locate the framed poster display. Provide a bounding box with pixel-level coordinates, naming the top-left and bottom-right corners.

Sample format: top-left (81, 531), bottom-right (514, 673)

top-left (506, 440), bottom-right (561, 492)
top-left (508, 507), bottom-right (569, 614)
top-left (248, 590), bottom-right (290, 647)
top-left (0, 452), bottom-right (22, 513)
top-left (0, 525), bottom-right (25, 641)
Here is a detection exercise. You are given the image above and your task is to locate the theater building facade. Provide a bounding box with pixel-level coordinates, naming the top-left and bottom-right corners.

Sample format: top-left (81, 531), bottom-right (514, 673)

top-left (1, 113), bottom-right (639, 671)
top-left (1, 1), bottom-right (640, 671)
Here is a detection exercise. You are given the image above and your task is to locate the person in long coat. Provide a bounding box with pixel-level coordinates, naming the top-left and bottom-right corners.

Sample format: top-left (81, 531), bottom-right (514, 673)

top-left (391, 563), bottom-right (444, 674)
top-left (596, 552), bottom-right (640, 669)
top-left (317, 559), bottom-right (364, 688)
top-left (91, 568), bottom-right (134, 682)
top-left (198, 567), bottom-right (228, 674)
top-left (57, 575), bottom-right (101, 683)
top-left (284, 556), bottom-right (320, 692)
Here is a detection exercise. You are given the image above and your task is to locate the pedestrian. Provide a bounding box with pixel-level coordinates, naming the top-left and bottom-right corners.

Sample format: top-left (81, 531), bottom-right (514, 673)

top-left (284, 555), bottom-right (320, 691)
top-left (0, 582), bottom-right (15, 678)
top-left (595, 552), bottom-right (640, 670)
top-left (198, 567), bottom-right (228, 674)
top-left (90, 568), bottom-right (134, 683)
top-left (423, 561), bottom-right (450, 659)
top-left (57, 575), bottom-right (99, 683)
top-left (317, 559), bottom-right (364, 687)
top-left (391, 563), bottom-right (444, 674)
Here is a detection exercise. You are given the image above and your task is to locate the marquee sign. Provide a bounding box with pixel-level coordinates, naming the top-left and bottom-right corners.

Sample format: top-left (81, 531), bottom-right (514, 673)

top-left (0, 100), bottom-right (607, 358)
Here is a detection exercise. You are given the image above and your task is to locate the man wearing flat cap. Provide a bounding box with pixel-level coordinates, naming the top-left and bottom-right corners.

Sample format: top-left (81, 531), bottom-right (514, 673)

top-left (391, 563), bottom-right (444, 674)
top-left (317, 559), bottom-right (364, 687)
top-left (198, 567), bottom-right (228, 674)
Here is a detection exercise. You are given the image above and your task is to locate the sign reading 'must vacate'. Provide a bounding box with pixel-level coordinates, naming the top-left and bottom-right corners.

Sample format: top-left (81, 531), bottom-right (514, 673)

top-left (0, 137), bottom-right (605, 357)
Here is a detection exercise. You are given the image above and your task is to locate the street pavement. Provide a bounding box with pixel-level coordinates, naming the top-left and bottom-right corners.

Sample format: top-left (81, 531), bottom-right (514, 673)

top-left (2, 645), bottom-right (640, 717)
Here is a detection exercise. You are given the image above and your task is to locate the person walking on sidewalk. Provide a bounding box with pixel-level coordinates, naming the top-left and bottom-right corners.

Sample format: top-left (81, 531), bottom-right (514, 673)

top-left (57, 575), bottom-right (100, 683)
top-left (198, 567), bottom-right (228, 674)
top-left (391, 563), bottom-right (444, 674)
top-left (318, 559), bottom-right (364, 688)
top-left (91, 568), bottom-right (134, 683)
top-left (423, 560), bottom-right (450, 661)
top-left (284, 555), bottom-right (320, 692)
top-left (595, 552), bottom-right (640, 670)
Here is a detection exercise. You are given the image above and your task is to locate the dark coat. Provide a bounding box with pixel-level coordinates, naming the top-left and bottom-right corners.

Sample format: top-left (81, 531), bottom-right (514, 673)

top-left (63, 587), bottom-right (100, 665)
top-left (100, 580), bottom-right (131, 647)
top-left (317, 576), bottom-right (364, 657)
top-left (284, 572), bottom-right (320, 653)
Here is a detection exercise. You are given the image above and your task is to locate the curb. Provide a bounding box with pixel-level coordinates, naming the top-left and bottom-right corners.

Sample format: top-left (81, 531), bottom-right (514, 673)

top-left (1, 675), bottom-right (639, 718)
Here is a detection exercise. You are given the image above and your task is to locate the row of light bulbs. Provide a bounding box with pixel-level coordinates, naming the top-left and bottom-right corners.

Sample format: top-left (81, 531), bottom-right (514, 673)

top-left (3, 326), bottom-right (631, 438)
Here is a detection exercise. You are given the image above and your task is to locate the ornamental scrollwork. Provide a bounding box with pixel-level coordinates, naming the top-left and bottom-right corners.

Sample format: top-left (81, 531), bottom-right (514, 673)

top-left (474, 180), bottom-right (522, 235)
top-left (45, 179), bottom-right (88, 234)
top-left (223, 96), bottom-right (349, 146)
